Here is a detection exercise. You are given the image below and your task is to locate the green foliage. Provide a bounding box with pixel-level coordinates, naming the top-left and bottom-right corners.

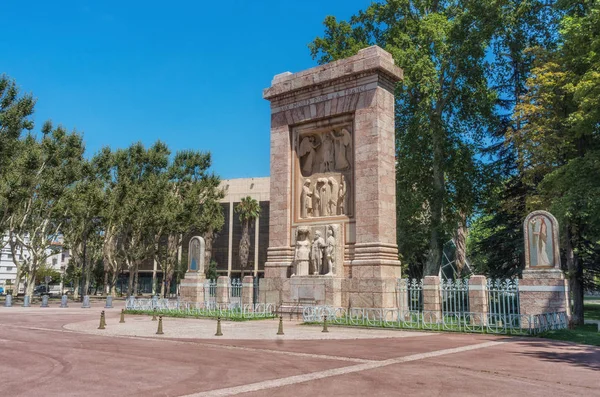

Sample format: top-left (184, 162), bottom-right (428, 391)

top-left (206, 260), bottom-right (218, 281)
top-left (311, 0), bottom-right (502, 275)
top-left (235, 196), bottom-right (260, 271)
top-left (36, 265), bottom-right (61, 284)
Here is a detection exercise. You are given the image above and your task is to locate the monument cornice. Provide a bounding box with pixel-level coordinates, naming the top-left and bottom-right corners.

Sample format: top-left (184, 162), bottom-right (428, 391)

top-left (263, 46), bottom-right (403, 102)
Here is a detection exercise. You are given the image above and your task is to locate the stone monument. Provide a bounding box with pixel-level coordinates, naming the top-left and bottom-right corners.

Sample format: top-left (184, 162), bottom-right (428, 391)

top-left (519, 210), bottom-right (570, 317)
top-left (179, 236), bottom-right (206, 303)
top-left (259, 46), bottom-right (403, 308)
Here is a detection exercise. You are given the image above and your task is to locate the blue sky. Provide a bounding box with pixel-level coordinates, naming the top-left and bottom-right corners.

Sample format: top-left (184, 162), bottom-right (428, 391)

top-left (1, 0), bottom-right (370, 179)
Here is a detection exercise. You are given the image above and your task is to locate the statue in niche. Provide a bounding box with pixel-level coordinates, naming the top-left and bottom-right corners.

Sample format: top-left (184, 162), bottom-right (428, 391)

top-left (333, 128), bottom-right (352, 170)
top-left (337, 175), bottom-right (347, 215)
top-left (299, 135), bottom-right (320, 175)
top-left (328, 177), bottom-right (338, 216)
top-left (187, 236), bottom-right (205, 274)
top-left (318, 178), bottom-right (330, 216)
top-left (532, 217), bottom-right (551, 266)
top-left (300, 179), bottom-right (313, 218)
top-left (321, 132), bottom-right (334, 173)
top-left (324, 226), bottom-right (336, 275)
top-left (312, 182), bottom-right (321, 217)
top-left (310, 230), bottom-right (326, 275)
top-left (292, 227), bottom-right (311, 276)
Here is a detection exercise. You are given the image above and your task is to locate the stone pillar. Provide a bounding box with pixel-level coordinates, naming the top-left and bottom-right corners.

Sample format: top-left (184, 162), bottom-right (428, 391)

top-left (260, 45), bottom-right (404, 309)
top-left (519, 269), bottom-right (570, 317)
top-left (216, 276), bottom-right (229, 306)
top-left (468, 275), bottom-right (488, 326)
top-left (179, 236), bottom-right (207, 304)
top-left (520, 211), bottom-right (571, 322)
top-left (242, 276), bottom-right (254, 306)
top-left (422, 276), bottom-right (442, 323)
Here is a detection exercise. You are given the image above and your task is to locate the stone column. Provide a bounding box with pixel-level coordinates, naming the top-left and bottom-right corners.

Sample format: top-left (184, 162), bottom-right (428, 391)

top-left (468, 275), bottom-right (488, 326)
top-left (422, 276), bottom-right (442, 323)
top-left (242, 276), bottom-right (254, 306)
top-left (216, 276), bottom-right (229, 306)
top-left (520, 211), bottom-right (571, 326)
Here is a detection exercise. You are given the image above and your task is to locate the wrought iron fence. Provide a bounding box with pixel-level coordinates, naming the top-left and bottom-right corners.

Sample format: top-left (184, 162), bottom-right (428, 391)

top-left (487, 279), bottom-right (520, 328)
top-left (396, 279), bottom-right (423, 311)
top-left (302, 305), bottom-right (566, 335)
top-left (126, 297), bottom-right (275, 318)
top-left (229, 278), bottom-right (242, 307)
top-left (204, 279), bottom-right (216, 307)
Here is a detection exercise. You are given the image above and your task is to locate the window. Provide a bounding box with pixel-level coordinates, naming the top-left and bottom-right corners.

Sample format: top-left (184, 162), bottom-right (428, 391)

top-left (6, 267), bottom-right (13, 271)
top-left (52, 258), bottom-right (58, 266)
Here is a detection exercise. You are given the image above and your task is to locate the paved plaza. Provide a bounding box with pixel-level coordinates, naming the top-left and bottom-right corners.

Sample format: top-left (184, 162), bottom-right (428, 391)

top-left (0, 301), bottom-right (598, 396)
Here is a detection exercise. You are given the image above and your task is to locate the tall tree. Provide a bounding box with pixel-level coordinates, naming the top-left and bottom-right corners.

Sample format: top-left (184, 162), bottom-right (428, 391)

top-left (0, 75), bottom-right (35, 240)
top-left (310, 0), bottom-right (501, 275)
top-left (509, 0), bottom-right (600, 324)
top-left (5, 122), bottom-right (84, 296)
top-left (235, 196), bottom-right (260, 278)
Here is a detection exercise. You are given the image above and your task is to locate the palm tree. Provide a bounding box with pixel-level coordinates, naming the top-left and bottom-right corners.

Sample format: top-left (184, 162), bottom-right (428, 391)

top-left (235, 196), bottom-right (260, 278)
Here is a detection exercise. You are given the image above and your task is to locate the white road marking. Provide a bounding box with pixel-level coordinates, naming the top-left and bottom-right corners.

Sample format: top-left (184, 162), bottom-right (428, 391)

top-left (183, 341), bottom-right (504, 397)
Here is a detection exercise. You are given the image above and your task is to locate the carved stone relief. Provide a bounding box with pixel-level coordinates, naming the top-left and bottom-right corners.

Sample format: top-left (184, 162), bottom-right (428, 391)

top-left (296, 125), bottom-right (353, 219)
top-left (291, 224), bottom-right (342, 277)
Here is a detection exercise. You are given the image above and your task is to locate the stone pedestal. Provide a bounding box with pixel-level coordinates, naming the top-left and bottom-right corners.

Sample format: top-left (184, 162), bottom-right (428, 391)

top-left (179, 272), bottom-right (206, 304)
top-left (468, 275), bottom-right (488, 326)
top-left (290, 276), bottom-right (343, 306)
top-left (216, 276), bottom-right (229, 306)
top-left (260, 46), bottom-right (404, 309)
top-left (519, 269), bottom-right (570, 317)
top-left (422, 276), bottom-right (442, 322)
top-left (242, 276), bottom-right (254, 306)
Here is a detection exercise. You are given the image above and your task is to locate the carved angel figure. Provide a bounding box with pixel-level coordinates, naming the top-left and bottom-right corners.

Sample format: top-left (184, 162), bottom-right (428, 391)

top-left (333, 128), bottom-right (351, 170)
top-left (299, 135), bottom-right (319, 175)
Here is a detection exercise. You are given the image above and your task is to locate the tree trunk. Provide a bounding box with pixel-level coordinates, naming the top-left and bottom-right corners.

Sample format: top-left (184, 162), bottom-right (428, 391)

top-left (103, 270), bottom-right (109, 296)
top-left (127, 262), bottom-right (134, 298)
top-left (25, 273), bottom-right (36, 297)
top-left (566, 225), bottom-right (584, 326)
top-left (425, 121), bottom-right (445, 276)
top-left (73, 276), bottom-right (80, 300)
top-left (110, 271), bottom-right (118, 297)
top-left (133, 263), bottom-right (139, 296)
top-left (454, 211), bottom-right (467, 277)
top-left (204, 229), bottom-right (214, 274)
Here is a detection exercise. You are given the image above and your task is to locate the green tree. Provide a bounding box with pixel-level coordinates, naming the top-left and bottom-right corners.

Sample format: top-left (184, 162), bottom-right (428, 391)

top-left (5, 122), bottom-right (84, 296)
top-left (508, 0), bottom-right (600, 324)
top-left (0, 75), bottom-right (35, 243)
top-left (235, 196), bottom-right (260, 278)
top-left (310, 0), bottom-right (501, 275)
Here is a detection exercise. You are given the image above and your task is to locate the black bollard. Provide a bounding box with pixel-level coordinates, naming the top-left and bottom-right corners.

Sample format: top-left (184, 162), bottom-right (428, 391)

top-left (277, 315), bottom-right (284, 335)
top-left (322, 314), bottom-right (329, 333)
top-left (215, 317), bottom-right (223, 336)
top-left (98, 311), bottom-right (106, 330)
top-left (120, 309), bottom-right (125, 323)
top-left (156, 316), bottom-right (164, 335)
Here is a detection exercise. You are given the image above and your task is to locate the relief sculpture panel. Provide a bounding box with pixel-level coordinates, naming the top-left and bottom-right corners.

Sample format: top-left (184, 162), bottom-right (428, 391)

top-left (295, 124), bottom-right (353, 219)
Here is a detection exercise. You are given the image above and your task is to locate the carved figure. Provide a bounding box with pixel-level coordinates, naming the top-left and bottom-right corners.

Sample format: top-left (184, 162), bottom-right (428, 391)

top-left (292, 227), bottom-right (311, 276)
top-left (328, 177), bottom-right (338, 216)
top-left (324, 226), bottom-right (335, 275)
top-left (300, 179), bottom-right (313, 218)
top-left (333, 128), bottom-right (352, 170)
top-left (532, 217), bottom-right (551, 266)
top-left (312, 182), bottom-right (321, 217)
top-left (337, 175), bottom-right (347, 215)
top-left (299, 135), bottom-right (319, 175)
top-left (310, 230), bottom-right (326, 275)
top-left (318, 178), bottom-right (330, 216)
top-left (188, 236), bottom-right (205, 273)
top-left (321, 132), bottom-right (334, 172)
